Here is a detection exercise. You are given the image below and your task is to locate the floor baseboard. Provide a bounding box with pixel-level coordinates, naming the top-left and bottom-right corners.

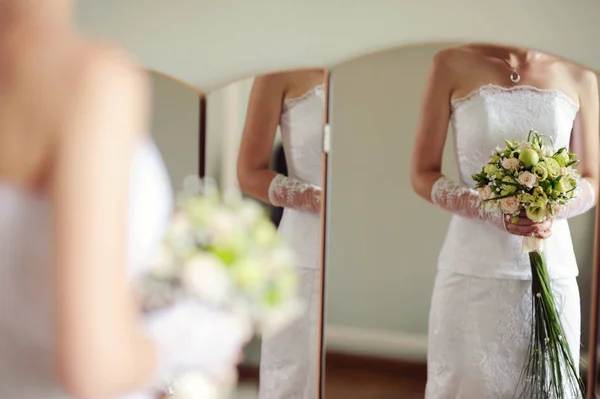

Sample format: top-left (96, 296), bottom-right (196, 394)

top-left (325, 325), bottom-right (428, 362)
top-left (237, 350), bottom-right (427, 383)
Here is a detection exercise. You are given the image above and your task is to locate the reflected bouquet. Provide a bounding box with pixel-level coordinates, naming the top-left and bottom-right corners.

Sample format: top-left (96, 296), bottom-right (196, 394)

top-left (137, 178), bottom-right (302, 399)
top-left (472, 130), bottom-right (585, 398)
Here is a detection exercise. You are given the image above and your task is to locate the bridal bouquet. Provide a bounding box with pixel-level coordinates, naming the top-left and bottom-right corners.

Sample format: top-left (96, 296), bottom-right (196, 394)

top-left (137, 178), bottom-right (302, 399)
top-left (472, 130), bottom-right (584, 398)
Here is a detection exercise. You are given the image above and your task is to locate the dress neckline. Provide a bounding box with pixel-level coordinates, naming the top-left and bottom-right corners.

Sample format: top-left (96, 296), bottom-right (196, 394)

top-left (450, 84), bottom-right (580, 111)
top-left (282, 83), bottom-right (325, 111)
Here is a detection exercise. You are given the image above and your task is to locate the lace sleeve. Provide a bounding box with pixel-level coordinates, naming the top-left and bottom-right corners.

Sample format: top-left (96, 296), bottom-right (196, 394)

top-left (431, 176), bottom-right (505, 230)
top-left (556, 178), bottom-right (597, 219)
top-left (268, 174), bottom-right (322, 213)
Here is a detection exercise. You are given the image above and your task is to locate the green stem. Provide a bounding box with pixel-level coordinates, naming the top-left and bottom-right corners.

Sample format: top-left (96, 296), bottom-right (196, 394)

top-left (514, 250), bottom-right (584, 398)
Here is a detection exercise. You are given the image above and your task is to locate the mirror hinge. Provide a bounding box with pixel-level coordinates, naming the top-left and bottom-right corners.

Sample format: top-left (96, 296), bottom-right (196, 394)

top-left (323, 124), bottom-right (331, 153)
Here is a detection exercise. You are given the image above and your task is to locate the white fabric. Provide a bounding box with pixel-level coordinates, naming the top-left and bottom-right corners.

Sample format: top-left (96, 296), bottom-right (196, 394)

top-left (259, 268), bottom-right (321, 399)
top-left (428, 84), bottom-right (585, 398)
top-left (0, 140), bottom-right (245, 398)
top-left (426, 271), bottom-right (580, 399)
top-left (259, 84), bottom-right (325, 398)
top-left (439, 84), bottom-right (582, 280)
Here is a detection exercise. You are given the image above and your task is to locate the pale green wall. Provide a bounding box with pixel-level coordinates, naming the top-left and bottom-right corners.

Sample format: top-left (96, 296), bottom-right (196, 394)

top-left (149, 72), bottom-right (200, 191)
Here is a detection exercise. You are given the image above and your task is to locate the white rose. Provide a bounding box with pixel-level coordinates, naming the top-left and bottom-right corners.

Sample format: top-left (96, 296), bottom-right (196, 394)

top-left (170, 212), bottom-right (193, 239)
top-left (517, 171), bottom-right (538, 188)
top-left (210, 209), bottom-right (239, 244)
top-left (183, 254), bottom-right (232, 304)
top-left (500, 197), bottom-right (520, 215)
top-left (477, 185), bottom-right (492, 200)
top-left (542, 145), bottom-right (555, 157)
top-left (152, 246), bottom-right (177, 277)
top-left (170, 371), bottom-right (220, 399)
top-left (501, 157), bottom-right (520, 171)
top-left (168, 213), bottom-right (197, 254)
top-left (518, 143), bottom-right (532, 151)
top-left (551, 202), bottom-right (563, 215)
top-left (560, 167), bottom-right (569, 177)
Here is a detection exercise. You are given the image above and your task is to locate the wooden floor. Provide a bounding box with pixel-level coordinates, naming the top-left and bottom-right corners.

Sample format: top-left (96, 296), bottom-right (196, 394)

top-left (323, 368), bottom-right (425, 399)
top-left (324, 352), bottom-right (426, 398)
top-left (237, 352), bottom-right (427, 398)
top-left (237, 370), bottom-right (425, 399)
top-left (238, 351), bottom-right (600, 398)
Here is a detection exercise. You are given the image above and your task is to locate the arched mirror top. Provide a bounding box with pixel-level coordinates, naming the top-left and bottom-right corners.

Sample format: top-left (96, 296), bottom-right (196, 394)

top-left (78, 1), bottom-right (600, 92)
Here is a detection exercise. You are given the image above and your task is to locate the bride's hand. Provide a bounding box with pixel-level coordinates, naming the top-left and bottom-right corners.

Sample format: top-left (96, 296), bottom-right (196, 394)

top-left (504, 211), bottom-right (553, 239)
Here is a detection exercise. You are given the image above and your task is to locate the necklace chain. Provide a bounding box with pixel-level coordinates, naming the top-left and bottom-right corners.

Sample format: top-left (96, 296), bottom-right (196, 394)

top-left (499, 57), bottom-right (525, 83)
top-left (497, 53), bottom-right (538, 84)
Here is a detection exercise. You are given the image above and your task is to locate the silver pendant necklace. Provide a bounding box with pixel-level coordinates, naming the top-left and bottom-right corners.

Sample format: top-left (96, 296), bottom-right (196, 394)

top-left (499, 58), bottom-right (522, 83)
top-left (497, 52), bottom-right (540, 84)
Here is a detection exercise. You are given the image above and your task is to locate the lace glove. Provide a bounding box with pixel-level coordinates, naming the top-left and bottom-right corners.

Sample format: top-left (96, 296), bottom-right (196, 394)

top-left (431, 176), bottom-right (505, 230)
top-left (142, 299), bottom-right (251, 393)
top-left (268, 174), bottom-right (322, 213)
top-left (555, 178), bottom-right (597, 219)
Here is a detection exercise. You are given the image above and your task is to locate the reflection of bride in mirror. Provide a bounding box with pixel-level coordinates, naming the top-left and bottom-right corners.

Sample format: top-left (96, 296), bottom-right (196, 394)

top-left (410, 43), bottom-right (599, 397)
top-left (237, 69), bottom-right (325, 398)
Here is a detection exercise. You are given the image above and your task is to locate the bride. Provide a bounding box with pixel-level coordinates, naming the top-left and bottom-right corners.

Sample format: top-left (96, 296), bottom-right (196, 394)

top-left (0, 1), bottom-right (247, 398)
top-left (410, 43), bottom-right (599, 397)
top-left (237, 69), bottom-right (325, 398)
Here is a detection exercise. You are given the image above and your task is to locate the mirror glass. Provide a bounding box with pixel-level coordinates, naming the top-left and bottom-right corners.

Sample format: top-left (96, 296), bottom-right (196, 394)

top-left (149, 71), bottom-right (205, 188)
top-left (204, 69), bottom-right (329, 399)
top-left (325, 43), bottom-right (598, 398)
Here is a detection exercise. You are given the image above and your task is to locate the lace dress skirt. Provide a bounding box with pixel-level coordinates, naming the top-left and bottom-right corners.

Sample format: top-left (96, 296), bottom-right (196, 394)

top-left (258, 209), bottom-right (322, 399)
top-left (425, 270), bottom-right (580, 399)
top-left (258, 267), bottom-right (321, 399)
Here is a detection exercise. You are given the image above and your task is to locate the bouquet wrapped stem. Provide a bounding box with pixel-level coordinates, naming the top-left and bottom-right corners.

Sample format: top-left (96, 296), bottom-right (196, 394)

top-left (472, 131), bottom-right (585, 398)
top-left (515, 245), bottom-right (584, 398)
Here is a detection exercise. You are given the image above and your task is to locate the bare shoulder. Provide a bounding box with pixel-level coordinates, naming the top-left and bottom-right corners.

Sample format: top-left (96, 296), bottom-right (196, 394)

top-left (427, 46), bottom-right (474, 88)
top-left (253, 71), bottom-right (289, 91)
top-left (60, 41), bottom-right (149, 141)
top-left (572, 65), bottom-right (597, 93)
top-left (434, 46), bottom-right (478, 69)
top-left (553, 57), bottom-right (598, 95)
top-left (72, 41), bottom-right (149, 103)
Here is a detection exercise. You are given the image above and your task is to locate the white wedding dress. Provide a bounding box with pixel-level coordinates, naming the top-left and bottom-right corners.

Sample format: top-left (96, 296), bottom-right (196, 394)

top-left (0, 139), bottom-right (245, 399)
top-left (259, 84), bottom-right (325, 398)
top-left (426, 84), bottom-right (583, 398)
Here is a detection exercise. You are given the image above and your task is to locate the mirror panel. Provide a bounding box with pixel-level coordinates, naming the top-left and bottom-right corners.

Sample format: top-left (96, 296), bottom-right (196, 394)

top-left (205, 69), bottom-right (329, 399)
top-left (325, 43), bottom-right (599, 398)
top-left (149, 71), bottom-right (205, 188)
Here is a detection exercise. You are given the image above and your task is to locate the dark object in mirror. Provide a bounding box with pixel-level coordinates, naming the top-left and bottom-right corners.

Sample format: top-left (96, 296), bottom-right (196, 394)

top-left (269, 143), bottom-right (287, 228)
